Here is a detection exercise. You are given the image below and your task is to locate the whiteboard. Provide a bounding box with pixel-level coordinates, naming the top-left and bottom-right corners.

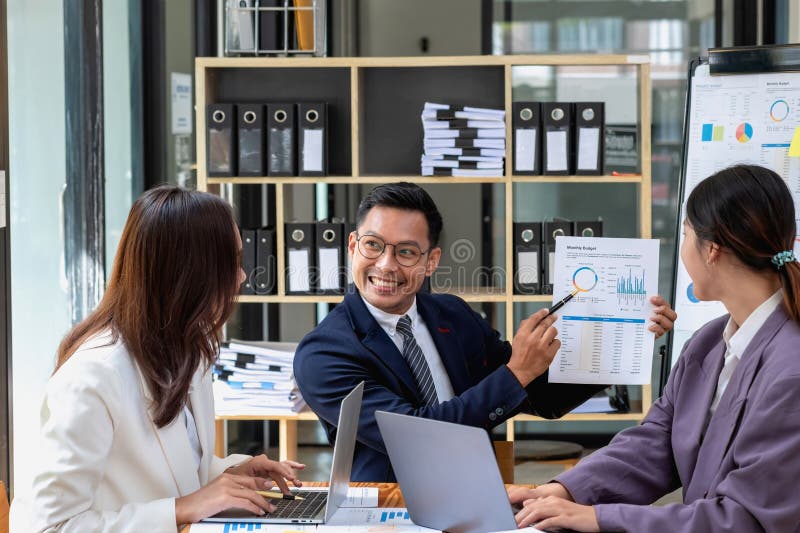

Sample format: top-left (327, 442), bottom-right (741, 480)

top-left (669, 62), bottom-right (800, 368)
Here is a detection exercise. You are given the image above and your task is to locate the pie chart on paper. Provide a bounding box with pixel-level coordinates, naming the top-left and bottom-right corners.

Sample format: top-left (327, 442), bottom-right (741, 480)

top-left (736, 122), bottom-right (753, 143)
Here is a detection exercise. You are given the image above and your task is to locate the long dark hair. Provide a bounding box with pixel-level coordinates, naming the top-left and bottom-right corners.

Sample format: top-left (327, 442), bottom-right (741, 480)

top-left (686, 164), bottom-right (800, 322)
top-left (55, 186), bottom-right (241, 427)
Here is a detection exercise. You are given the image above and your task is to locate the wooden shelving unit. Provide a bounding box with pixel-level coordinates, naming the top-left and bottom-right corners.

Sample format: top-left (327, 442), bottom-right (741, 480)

top-left (197, 54), bottom-right (652, 459)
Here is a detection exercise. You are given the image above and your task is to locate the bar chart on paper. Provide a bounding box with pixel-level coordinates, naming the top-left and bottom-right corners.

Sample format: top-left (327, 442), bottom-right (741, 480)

top-left (548, 237), bottom-right (659, 385)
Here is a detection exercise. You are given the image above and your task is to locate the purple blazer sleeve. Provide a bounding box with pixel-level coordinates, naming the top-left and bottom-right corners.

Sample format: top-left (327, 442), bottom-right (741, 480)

top-left (594, 370), bottom-right (800, 532)
top-left (557, 312), bottom-right (800, 532)
top-left (555, 343), bottom-right (685, 505)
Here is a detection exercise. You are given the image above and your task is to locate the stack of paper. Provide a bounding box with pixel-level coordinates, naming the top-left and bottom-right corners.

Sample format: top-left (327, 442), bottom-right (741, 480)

top-left (212, 340), bottom-right (306, 415)
top-left (421, 102), bottom-right (506, 177)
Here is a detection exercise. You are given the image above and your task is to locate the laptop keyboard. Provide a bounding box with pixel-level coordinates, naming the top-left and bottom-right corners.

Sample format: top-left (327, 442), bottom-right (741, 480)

top-left (268, 490), bottom-right (328, 519)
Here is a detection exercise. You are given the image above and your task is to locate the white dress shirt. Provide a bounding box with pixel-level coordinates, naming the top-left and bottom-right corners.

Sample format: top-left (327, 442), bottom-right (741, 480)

top-left (709, 290), bottom-right (783, 415)
top-left (363, 297), bottom-right (455, 402)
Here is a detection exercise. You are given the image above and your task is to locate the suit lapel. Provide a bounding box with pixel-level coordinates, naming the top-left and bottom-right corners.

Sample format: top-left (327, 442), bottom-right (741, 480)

top-left (677, 336), bottom-right (724, 483)
top-left (417, 294), bottom-right (470, 394)
top-left (687, 308), bottom-right (787, 500)
top-left (189, 368), bottom-right (213, 485)
top-left (346, 292), bottom-right (420, 398)
top-left (135, 363), bottom-right (202, 496)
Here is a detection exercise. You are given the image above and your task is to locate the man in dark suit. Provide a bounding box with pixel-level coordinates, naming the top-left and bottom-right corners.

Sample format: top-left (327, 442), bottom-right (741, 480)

top-left (294, 182), bottom-right (676, 481)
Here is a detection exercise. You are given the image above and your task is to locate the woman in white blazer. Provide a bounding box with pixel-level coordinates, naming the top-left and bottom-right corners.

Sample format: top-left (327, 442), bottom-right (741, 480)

top-left (11, 186), bottom-right (304, 532)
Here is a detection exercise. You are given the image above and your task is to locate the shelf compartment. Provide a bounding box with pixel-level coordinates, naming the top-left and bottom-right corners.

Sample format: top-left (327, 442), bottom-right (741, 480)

top-left (359, 66), bottom-right (505, 176)
top-left (207, 66), bottom-right (352, 176)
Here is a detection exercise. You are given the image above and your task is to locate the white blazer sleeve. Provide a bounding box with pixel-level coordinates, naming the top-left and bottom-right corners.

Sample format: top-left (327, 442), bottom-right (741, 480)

top-left (29, 360), bottom-right (178, 533)
top-left (209, 454), bottom-right (251, 479)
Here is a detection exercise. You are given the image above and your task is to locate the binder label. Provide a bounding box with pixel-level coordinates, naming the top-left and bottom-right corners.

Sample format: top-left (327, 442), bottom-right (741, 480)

top-left (518, 251), bottom-right (539, 284)
top-left (318, 247), bottom-right (341, 290)
top-left (546, 131), bottom-right (568, 172)
top-left (578, 127), bottom-right (600, 170)
top-left (288, 249), bottom-right (311, 292)
top-left (515, 129), bottom-right (536, 171)
top-left (303, 129), bottom-right (324, 172)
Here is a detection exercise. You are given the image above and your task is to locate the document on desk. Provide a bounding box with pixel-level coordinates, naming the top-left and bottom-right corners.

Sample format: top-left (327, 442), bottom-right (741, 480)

top-left (548, 236), bottom-right (659, 385)
top-left (327, 507), bottom-right (438, 531)
top-left (190, 524), bottom-right (316, 532)
top-left (339, 486), bottom-right (379, 507)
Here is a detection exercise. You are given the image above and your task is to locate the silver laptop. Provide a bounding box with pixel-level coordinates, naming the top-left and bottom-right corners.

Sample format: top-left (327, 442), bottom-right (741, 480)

top-left (375, 410), bottom-right (518, 533)
top-left (203, 381), bottom-right (363, 524)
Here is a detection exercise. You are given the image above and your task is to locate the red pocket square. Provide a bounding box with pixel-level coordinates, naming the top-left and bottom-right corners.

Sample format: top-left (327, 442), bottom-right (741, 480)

top-left (437, 327), bottom-right (451, 333)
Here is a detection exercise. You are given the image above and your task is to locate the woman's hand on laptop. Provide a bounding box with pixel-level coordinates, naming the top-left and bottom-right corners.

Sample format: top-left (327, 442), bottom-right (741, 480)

top-left (226, 454), bottom-right (306, 495)
top-left (515, 497), bottom-right (599, 531)
top-left (174, 471), bottom-right (277, 525)
top-left (507, 482), bottom-right (572, 505)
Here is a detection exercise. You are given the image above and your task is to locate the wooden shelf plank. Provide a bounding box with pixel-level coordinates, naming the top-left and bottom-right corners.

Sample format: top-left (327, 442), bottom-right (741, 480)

top-left (196, 54), bottom-right (649, 70)
top-left (216, 411), bottom-right (319, 422)
top-left (214, 411), bottom-right (644, 423)
top-left (206, 175), bottom-right (643, 185)
top-left (512, 175), bottom-right (642, 184)
top-left (236, 294), bottom-right (344, 303)
top-left (207, 176), bottom-right (507, 185)
top-left (511, 412), bottom-right (645, 422)
top-left (512, 295), bottom-right (553, 303)
top-left (236, 287), bottom-right (508, 304)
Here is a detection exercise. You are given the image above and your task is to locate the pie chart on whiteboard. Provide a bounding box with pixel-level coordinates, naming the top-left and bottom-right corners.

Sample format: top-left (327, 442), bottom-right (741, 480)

top-left (736, 122), bottom-right (753, 143)
top-left (687, 283), bottom-right (700, 303)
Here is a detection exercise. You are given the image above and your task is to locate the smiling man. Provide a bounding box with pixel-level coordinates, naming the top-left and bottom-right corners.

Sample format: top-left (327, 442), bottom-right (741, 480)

top-left (293, 182), bottom-right (675, 482)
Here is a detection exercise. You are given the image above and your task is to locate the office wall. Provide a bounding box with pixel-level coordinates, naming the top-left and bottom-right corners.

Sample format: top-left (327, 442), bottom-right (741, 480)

top-left (358, 0), bottom-right (482, 56)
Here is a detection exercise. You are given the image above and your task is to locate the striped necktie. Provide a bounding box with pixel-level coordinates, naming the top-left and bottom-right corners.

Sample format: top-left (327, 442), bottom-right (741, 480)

top-left (396, 315), bottom-right (438, 406)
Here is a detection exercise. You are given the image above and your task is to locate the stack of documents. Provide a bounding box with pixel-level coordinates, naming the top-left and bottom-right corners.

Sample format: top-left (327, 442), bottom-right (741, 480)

top-left (212, 340), bottom-right (306, 415)
top-left (421, 102), bottom-right (506, 177)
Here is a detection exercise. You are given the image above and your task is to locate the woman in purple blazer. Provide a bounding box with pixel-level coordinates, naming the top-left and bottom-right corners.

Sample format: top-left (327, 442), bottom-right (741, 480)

top-left (510, 164), bottom-right (800, 532)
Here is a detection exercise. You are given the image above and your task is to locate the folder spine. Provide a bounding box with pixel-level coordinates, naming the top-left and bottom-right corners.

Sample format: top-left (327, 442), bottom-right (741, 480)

top-left (542, 102), bottom-right (573, 176)
top-left (240, 228), bottom-right (256, 295)
top-left (285, 222), bottom-right (315, 295)
top-left (542, 220), bottom-right (573, 294)
top-left (316, 220), bottom-right (345, 294)
top-left (298, 102), bottom-right (328, 177)
top-left (574, 102), bottom-right (605, 176)
top-left (267, 103), bottom-right (297, 176)
top-left (238, 104), bottom-right (265, 177)
top-left (512, 102), bottom-right (542, 176)
top-left (513, 222), bottom-right (542, 294)
top-left (207, 103), bottom-right (236, 177)
top-left (255, 227), bottom-right (277, 295)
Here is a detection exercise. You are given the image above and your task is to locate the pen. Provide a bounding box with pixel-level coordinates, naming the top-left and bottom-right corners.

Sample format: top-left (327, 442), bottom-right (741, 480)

top-left (547, 289), bottom-right (579, 316)
top-left (256, 490), bottom-right (305, 501)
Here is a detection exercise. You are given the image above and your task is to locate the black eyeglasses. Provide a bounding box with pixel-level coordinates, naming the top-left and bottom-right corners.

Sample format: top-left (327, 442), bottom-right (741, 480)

top-left (355, 233), bottom-right (431, 267)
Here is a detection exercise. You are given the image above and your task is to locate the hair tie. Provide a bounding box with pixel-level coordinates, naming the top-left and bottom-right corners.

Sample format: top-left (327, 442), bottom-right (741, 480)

top-left (771, 250), bottom-right (797, 269)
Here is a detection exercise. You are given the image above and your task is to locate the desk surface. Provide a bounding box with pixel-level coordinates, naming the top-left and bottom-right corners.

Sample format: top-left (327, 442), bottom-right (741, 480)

top-left (183, 482), bottom-right (406, 532)
top-left (184, 482), bottom-right (533, 531)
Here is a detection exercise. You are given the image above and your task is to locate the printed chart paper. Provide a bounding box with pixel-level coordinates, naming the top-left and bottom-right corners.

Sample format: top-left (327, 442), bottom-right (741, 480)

top-left (548, 237), bottom-right (659, 384)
